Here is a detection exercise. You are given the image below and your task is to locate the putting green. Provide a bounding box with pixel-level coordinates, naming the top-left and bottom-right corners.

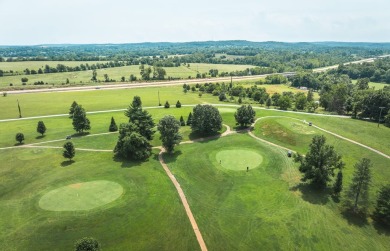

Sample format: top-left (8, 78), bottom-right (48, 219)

top-left (39, 180), bottom-right (123, 211)
top-left (216, 149), bottom-right (263, 171)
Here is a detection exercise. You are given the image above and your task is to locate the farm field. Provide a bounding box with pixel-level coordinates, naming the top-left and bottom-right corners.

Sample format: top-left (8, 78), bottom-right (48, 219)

top-left (0, 85), bottom-right (389, 250)
top-left (0, 61), bottom-right (108, 73)
top-left (0, 63), bottom-right (255, 88)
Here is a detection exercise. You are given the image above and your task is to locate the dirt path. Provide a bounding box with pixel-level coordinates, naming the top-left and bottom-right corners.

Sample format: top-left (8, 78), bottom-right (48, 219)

top-left (158, 148), bottom-right (208, 251)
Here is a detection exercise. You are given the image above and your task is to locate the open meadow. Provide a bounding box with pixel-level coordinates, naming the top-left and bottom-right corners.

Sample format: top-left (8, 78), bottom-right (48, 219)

top-left (0, 63), bottom-right (254, 89)
top-left (0, 84), bottom-right (389, 250)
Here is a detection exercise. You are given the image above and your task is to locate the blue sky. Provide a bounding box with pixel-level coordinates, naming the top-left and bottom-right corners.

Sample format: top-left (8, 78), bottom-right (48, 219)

top-left (0, 0), bottom-right (389, 45)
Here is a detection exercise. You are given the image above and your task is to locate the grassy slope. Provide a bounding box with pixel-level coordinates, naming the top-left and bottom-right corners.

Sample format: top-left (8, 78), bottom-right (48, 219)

top-left (164, 134), bottom-right (390, 251)
top-left (0, 63), bottom-right (254, 87)
top-left (0, 148), bottom-right (199, 251)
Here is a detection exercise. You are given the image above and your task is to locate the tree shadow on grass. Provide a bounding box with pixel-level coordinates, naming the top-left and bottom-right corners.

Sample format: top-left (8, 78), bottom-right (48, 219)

top-left (35, 135), bottom-right (46, 140)
top-left (188, 131), bottom-right (222, 141)
top-left (341, 209), bottom-right (369, 227)
top-left (372, 221), bottom-right (390, 236)
top-left (61, 160), bottom-right (75, 167)
top-left (71, 132), bottom-right (90, 138)
top-left (14, 142), bottom-right (24, 146)
top-left (161, 150), bottom-right (183, 164)
top-left (290, 183), bottom-right (330, 205)
top-left (112, 155), bottom-right (147, 168)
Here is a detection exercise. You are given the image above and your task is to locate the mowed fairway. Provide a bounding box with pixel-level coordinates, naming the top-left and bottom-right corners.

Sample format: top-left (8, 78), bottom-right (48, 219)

top-left (0, 148), bottom-right (199, 250)
top-left (164, 134), bottom-right (390, 250)
top-left (0, 84), bottom-right (389, 250)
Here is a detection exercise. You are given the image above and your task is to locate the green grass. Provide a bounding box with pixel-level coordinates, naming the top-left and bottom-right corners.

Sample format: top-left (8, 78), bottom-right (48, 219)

top-left (0, 61), bottom-right (108, 73)
top-left (39, 180), bottom-right (123, 211)
top-left (163, 134), bottom-right (390, 250)
top-left (351, 79), bottom-right (389, 89)
top-left (252, 116), bottom-right (390, 199)
top-left (0, 85), bottom-right (389, 250)
top-left (0, 148), bottom-right (199, 250)
top-left (216, 149), bottom-right (263, 170)
top-left (0, 63), bottom-right (254, 88)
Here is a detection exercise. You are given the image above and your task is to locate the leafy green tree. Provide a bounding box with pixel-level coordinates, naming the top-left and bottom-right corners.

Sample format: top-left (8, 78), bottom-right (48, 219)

top-left (295, 92), bottom-right (307, 110)
top-left (176, 100), bottom-right (181, 108)
top-left (219, 92), bottom-right (227, 101)
top-left (74, 237), bottom-right (100, 251)
top-left (15, 133), bottom-right (24, 144)
top-left (153, 66), bottom-right (166, 80)
top-left (385, 113), bottom-right (390, 128)
top-left (72, 105), bottom-right (91, 133)
top-left (114, 123), bottom-right (152, 160)
top-left (37, 121), bottom-right (47, 136)
top-left (266, 97), bottom-right (272, 108)
top-left (69, 101), bottom-right (78, 118)
top-left (179, 116), bottom-right (185, 126)
top-left (307, 89), bottom-right (314, 102)
top-left (333, 171), bottom-right (343, 196)
top-left (278, 95), bottom-right (292, 110)
top-left (186, 112), bottom-right (193, 126)
top-left (63, 142), bottom-right (75, 161)
top-left (234, 105), bottom-right (256, 127)
top-left (21, 77), bottom-right (28, 83)
top-left (124, 96), bottom-right (155, 140)
top-left (356, 78), bottom-right (369, 90)
top-left (104, 74), bottom-right (109, 82)
top-left (109, 117), bottom-right (118, 132)
top-left (373, 184), bottom-right (390, 226)
top-left (191, 105), bottom-right (222, 135)
top-left (158, 115), bottom-right (183, 153)
top-left (121, 76), bottom-right (125, 82)
top-left (164, 101), bottom-right (170, 108)
top-left (344, 158), bottom-right (372, 214)
top-left (294, 135), bottom-right (344, 189)
top-left (238, 97), bottom-right (242, 104)
top-left (307, 101), bottom-right (319, 113)
top-left (91, 70), bottom-right (97, 82)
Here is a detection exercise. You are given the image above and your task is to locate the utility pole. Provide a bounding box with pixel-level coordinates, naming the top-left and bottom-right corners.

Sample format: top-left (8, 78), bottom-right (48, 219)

top-left (378, 106), bottom-right (385, 127)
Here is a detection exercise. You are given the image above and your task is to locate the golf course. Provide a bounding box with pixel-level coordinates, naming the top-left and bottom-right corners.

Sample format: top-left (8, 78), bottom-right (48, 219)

top-left (0, 84), bottom-right (389, 251)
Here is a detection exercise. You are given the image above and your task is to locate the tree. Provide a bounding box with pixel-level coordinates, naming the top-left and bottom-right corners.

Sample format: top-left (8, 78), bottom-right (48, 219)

top-left (63, 141), bottom-right (75, 161)
top-left (234, 105), bottom-right (256, 127)
top-left (114, 123), bottom-right (152, 160)
top-left (21, 77), bottom-right (28, 84)
top-left (191, 105), bottom-right (222, 135)
top-left (294, 92), bottom-right (307, 110)
top-left (294, 135), bottom-right (344, 189)
top-left (333, 171), bottom-right (343, 196)
top-left (344, 158), bottom-right (372, 214)
top-left (307, 89), bottom-right (314, 102)
top-left (356, 78), bottom-right (369, 90)
top-left (179, 116), bottom-right (185, 126)
top-left (15, 133), bottom-right (24, 144)
top-left (307, 101), bottom-right (319, 113)
top-left (109, 117), bottom-right (118, 132)
top-left (72, 105), bottom-right (91, 133)
top-left (91, 70), bottom-right (97, 82)
top-left (37, 121), bottom-right (47, 136)
top-left (373, 184), bottom-right (390, 226)
top-left (266, 97), bottom-right (272, 108)
top-left (158, 115), bottom-right (183, 153)
top-left (74, 237), bottom-right (100, 251)
top-left (69, 101), bottom-right (78, 118)
top-left (104, 74), bottom-right (109, 82)
top-left (164, 101), bottom-right (170, 108)
top-left (278, 95), bottom-right (292, 110)
top-left (219, 92), bottom-right (226, 101)
top-left (124, 96), bottom-right (155, 140)
top-left (186, 112), bottom-right (193, 126)
top-left (176, 100), bottom-right (181, 108)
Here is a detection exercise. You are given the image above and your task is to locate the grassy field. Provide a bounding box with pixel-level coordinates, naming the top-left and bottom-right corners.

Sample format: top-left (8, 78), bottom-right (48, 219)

top-left (0, 63), bottom-right (254, 88)
top-left (0, 84), bottom-right (389, 250)
top-left (351, 79), bottom-right (389, 89)
top-left (0, 61), bottom-right (108, 73)
top-left (0, 148), bottom-right (199, 250)
top-left (164, 134), bottom-right (390, 250)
